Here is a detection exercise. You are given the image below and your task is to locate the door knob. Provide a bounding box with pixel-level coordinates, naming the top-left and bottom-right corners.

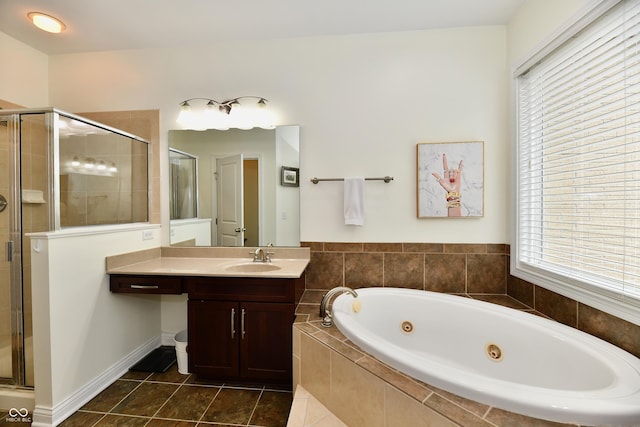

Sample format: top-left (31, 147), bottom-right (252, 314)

top-left (0, 195), bottom-right (7, 213)
top-left (234, 227), bottom-right (246, 233)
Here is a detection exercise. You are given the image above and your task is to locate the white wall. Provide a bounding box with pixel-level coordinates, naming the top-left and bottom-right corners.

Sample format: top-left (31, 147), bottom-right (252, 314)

top-left (275, 125), bottom-right (300, 246)
top-left (30, 226), bottom-right (162, 425)
top-left (508, 0), bottom-right (595, 67)
top-left (0, 32), bottom-right (49, 107)
top-left (46, 26), bottom-right (509, 244)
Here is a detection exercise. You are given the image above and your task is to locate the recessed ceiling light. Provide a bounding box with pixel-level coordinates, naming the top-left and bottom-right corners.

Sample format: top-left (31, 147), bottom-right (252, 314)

top-left (27, 12), bottom-right (66, 34)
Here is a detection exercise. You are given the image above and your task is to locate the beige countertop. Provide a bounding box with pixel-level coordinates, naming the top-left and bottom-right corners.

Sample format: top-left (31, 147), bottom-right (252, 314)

top-left (106, 246), bottom-right (310, 278)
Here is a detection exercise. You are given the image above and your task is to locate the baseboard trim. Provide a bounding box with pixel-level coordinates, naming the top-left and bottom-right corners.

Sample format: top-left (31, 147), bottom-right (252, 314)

top-left (161, 332), bottom-right (178, 346)
top-left (31, 335), bottom-right (161, 427)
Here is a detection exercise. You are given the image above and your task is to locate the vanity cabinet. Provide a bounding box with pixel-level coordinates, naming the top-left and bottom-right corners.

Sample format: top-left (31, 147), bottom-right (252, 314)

top-left (188, 300), bottom-right (293, 382)
top-left (109, 269), bottom-right (305, 387)
top-left (187, 275), bottom-right (304, 385)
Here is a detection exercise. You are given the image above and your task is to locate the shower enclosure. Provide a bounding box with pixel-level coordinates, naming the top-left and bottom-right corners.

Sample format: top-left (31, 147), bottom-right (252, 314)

top-left (0, 108), bottom-right (148, 390)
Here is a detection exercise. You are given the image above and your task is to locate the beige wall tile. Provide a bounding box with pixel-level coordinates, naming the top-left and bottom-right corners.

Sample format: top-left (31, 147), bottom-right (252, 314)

top-left (330, 351), bottom-right (384, 427)
top-left (300, 332), bottom-right (331, 404)
top-left (384, 385), bottom-right (457, 427)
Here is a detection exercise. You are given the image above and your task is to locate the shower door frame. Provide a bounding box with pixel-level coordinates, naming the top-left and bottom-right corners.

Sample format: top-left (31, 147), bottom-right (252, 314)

top-left (0, 113), bottom-right (27, 386)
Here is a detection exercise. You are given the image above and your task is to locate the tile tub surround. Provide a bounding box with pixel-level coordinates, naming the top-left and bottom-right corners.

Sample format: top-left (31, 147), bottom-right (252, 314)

top-left (301, 242), bottom-right (640, 359)
top-left (293, 292), bottom-right (589, 427)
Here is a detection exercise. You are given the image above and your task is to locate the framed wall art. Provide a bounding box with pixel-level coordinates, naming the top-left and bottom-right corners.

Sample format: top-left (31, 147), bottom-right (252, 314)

top-left (417, 141), bottom-right (484, 218)
top-left (281, 166), bottom-right (299, 187)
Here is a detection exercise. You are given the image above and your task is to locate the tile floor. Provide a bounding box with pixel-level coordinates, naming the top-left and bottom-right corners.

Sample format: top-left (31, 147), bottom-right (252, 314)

top-left (0, 364), bottom-right (293, 427)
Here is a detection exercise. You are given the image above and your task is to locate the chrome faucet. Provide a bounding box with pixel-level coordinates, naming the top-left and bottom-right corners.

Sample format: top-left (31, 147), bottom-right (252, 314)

top-left (319, 286), bottom-right (358, 327)
top-left (252, 247), bottom-right (274, 263)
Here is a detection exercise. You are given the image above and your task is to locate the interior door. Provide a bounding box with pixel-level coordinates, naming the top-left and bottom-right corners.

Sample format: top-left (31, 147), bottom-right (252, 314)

top-left (216, 154), bottom-right (244, 246)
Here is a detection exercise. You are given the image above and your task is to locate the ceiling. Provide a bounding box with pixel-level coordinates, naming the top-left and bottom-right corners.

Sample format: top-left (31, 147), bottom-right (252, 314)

top-left (0, 0), bottom-right (525, 55)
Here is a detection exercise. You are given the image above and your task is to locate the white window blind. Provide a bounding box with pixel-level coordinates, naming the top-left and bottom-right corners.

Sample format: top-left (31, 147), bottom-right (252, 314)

top-left (516, 0), bottom-right (640, 308)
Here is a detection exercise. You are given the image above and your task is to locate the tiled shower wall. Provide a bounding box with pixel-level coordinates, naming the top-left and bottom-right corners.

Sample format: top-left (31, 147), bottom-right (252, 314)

top-left (79, 110), bottom-right (161, 224)
top-left (302, 241), bottom-right (640, 359)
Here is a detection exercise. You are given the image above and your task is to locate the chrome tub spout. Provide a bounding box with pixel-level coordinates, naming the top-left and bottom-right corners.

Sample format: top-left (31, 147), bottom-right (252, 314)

top-left (319, 286), bottom-right (358, 327)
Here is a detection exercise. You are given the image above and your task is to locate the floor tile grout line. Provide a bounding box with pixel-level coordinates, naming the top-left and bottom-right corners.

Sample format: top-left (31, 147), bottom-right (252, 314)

top-left (98, 378), bottom-right (147, 417)
top-left (196, 383), bottom-right (224, 424)
top-left (146, 380), bottom-right (184, 422)
top-left (246, 387), bottom-right (265, 427)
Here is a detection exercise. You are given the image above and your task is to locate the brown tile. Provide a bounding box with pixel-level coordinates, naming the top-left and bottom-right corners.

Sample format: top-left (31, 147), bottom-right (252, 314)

top-left (145, 420), bottom-right (197, 427)
top-left (301, 241), bottom-right (323, 251)
top-left (470, 294), bottom-right (530, 310)
top-left (201, 388), bottom-right (261, 424)
top-left (305, 252), bottom-right (344, 290)
top-left (295, 321), bottom-right (321, 335)
top-left (507, 275), bottom-right (534, 308)
top-left (81, 380), bottom-right (140, 412)
top-left (345, 252), bottom-right (383, 288)
top-left (58, 411), bottom-right (105, 427)
top-left (424, 253), bottom-right (466, 293)
top-left (427, 385), bottom-right (490, 418)
top-left (534, 286), bottom-right (577, 327)
top-left (93, 414), bottom-right (150, 426)
top-left (299, 289), bottom-right (326, 304)
top-left (384, 253), bottom-right (424, 289)
top-left (444, 244), bottom-right (486, 253)
top-left (294, 312), bottom-right (310, 323)
top-left (467, 254), bottom-right (506, 293)
top-left (154, 385), bottom-right (219, 421)
top-left (485, 407), bottom-right (576, 426)
top-left (119, 370), bottom-right (151, 381)
top-left (295, 305), bottom-right (319, 321)
top-left (324, 242), bottom-right (363, 252)
top-left (111, 382), bottom-right (178, 417)
top-left (311, 330), bottom-right (365, 362)
top-left (424, 393), bottom-right (493, 426)
top-left (249, 390), bottom-right (293, 427)
top-left (363, 242), bottom-right (403, 252)
top-left (403, 243), bottom-right (444, 253)
top-left (487, 244), bottom-right (507, 254)
top-left (578, 304), bottom-right (640, 358)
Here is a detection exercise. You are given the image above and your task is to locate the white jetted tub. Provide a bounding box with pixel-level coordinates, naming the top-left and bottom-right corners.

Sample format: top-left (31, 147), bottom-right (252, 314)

top-left (332, 287), bottom-right (640, 426)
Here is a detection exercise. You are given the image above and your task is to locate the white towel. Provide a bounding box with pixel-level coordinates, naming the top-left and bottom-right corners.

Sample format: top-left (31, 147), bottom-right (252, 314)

top-left (344, 177), bottom-right (365, 226)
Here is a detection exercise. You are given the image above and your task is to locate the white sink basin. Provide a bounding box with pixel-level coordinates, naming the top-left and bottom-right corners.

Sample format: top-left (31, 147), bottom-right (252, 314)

top-left (224, 263), bottom-right (282, 273)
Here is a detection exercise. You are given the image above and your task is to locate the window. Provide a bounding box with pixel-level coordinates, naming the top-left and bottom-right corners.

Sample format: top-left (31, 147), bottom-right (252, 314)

top-left (514, 0), bottom-right (640, 324)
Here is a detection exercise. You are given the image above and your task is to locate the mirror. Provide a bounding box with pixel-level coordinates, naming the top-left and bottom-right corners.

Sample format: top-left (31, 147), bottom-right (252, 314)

top-left (168, 126), bottom-right (300, 247)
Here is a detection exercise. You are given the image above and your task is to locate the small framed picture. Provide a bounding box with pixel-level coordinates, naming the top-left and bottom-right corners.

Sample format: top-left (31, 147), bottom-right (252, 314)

top-left (281, 166), bottom-right (299, 187)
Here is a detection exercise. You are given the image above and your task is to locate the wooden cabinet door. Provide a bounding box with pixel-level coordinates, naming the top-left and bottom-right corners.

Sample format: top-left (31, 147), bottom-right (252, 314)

top-left (188, 300), bottom-right (239, 378)
top-left (240, 302), bottom-right (294, 382)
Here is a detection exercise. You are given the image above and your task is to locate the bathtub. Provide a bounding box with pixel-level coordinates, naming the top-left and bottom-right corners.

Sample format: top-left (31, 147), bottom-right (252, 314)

top-left (331, 288), bottom-right (640, 426)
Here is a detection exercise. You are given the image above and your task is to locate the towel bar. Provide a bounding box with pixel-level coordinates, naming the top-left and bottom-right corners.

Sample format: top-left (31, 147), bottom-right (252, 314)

top-left (311, 176), bottom-right (393, 184)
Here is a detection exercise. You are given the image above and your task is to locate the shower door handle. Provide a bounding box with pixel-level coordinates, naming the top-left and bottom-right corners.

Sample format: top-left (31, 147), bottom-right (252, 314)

top-left (6, 241), bottom-right (13, 262)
